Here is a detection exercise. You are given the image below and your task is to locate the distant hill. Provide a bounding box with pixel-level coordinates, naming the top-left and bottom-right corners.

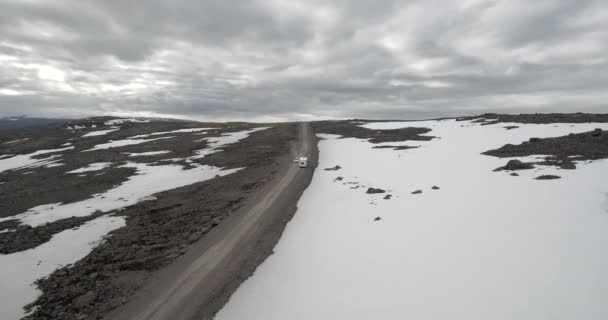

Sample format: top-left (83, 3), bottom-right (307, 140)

top-left (0, 116), bottom-right (72, 131)
top-left (0, 115), bottom-right (193, 132)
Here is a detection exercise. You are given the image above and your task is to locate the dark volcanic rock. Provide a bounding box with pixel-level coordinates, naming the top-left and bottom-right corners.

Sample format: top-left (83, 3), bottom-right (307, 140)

top-left (506, 159), bottom-right (534, 170)
top-left (21, 124), bottom-right (301, 320)
top-left (411, 190), bottom-right (423, 194)
top-left (374, 217), bottom-right (382, 221)
top-left (312, 121), bottom-right (433, 144)
top-left (383, 194), bottom-right (392, 200)
top-left (324, 165), bottom-right (342, 171)
top-left (431, 186), bottom-right (440, 190)
top-left (504, 126), bottom-right (519, 130)
top-left (334, 177), bottom-right (343, 181)
top-left (366, 188), bottom-right (386, 194)
top-left (73, 290), bottom-right (97, 309)
top-left (510, 172), bottom-right (519, 176)
top-left (484, 129), bottom-right (608, 170)
top-left (460, 113), bottom-right (608, 124)
top-left (536, 175), bottom-right (562, 180)
top-left (372, 145), bottom-right (418, 151)
top-left (560, 161), bottom-right (576, 170)
top-left (494, 159), bottom-right (534, 171)
top-left (592, 128), bottom-right (603, 137)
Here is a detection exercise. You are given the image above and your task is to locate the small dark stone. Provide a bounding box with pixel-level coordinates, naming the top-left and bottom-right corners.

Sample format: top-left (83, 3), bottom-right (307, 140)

top-left (372, 145), bottom-right (418, 150)
top-left (510, 172), bottom-right (519, 176)
top-left (324, 165), bottom-right (342, 171)
top-left (383, 194), bottom-right (392, 200)
top-left (374, 217), bottom-right (381, 221)
top-left (411, 190), bottom-right (422, 194)
top-left (592, 128), bottom-right (603, 137)
top-left (529, 137), bottom-right (541, 142)
top-left (334, 177), bottom-right (343, 181)
top-left (431, 186), bottom-right (440, 190)
top-left (366, 187), bottom-right (386, 194)
top-left (535, 175), bottom-right (561, 180)
top-left (504, 126), bottom-right (519, 130)
top-left (559, 161), bottom-right (576, 170)
top-left (503, 159), bottom-right (534, 171)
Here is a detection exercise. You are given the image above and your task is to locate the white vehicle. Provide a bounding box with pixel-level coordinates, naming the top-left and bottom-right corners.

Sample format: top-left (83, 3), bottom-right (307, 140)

top-left (294, 157), bottom-right (308, 168)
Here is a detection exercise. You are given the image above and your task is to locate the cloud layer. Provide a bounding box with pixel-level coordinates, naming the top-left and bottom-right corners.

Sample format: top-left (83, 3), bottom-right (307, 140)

top-left (1, 0), bottom-right (607, 121)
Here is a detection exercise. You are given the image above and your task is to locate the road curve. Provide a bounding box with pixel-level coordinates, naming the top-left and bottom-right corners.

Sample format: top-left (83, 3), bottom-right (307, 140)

top-left (106, 122), bottom-right (318, 320)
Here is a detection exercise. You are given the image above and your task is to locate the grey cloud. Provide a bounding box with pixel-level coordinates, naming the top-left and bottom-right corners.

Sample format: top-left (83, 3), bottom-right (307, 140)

top-left (0, 0), bottom-right (607, 121)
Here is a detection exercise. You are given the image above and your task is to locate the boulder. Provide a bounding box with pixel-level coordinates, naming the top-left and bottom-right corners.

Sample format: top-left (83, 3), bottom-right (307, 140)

top-left (383, 194), bottom-right (392, 200)
top-left (411, 190), bottom-right (422, 194)
top-left (366, 187), bottom-right (386, 194)
top-left (431, 186), bottom-right (440, 190)
top-left (510, 172), bottom-right (519, 176)
top-left (560, 161), bottom-right (576, 170)
top-left (504, 159), bottom-right (534, 171)
top-left (374, 217), bottom-right (382, 221)
top-left (592, 128), bottom-right (603, 137)
top-left (535, 175), bottom-right (561, 180)
top-left (324, 165), bottom-right (342, 171)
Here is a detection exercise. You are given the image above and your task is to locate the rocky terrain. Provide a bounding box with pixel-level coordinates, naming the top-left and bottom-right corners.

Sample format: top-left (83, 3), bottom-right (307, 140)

top-left (460, 112), bottom-right (608, 125)
top-left (3, 113), bottom-right (608, 320)
top-left (0, 117), bottom-right (299, 319)
top-left (312, 120), bottom-right (433, 143)
top-left (484, 128), bottom-right (608, 170)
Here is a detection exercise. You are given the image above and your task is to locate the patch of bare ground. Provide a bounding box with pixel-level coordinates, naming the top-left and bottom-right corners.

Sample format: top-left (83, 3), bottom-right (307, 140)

top-left (312, 120), bottom-right (433, 143)
top-left (483, 129), bottom-right (608, 169)
top-left (459, 113), bottom-right (608, 124)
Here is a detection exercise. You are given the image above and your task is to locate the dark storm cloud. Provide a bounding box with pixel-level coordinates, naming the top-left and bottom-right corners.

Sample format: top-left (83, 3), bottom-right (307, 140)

top-left (0, 0), bottom-right (607, 121)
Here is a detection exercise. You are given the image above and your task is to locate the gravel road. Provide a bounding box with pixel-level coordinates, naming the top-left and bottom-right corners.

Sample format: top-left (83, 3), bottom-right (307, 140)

top-left (106, 122), bottom-right (318, 320)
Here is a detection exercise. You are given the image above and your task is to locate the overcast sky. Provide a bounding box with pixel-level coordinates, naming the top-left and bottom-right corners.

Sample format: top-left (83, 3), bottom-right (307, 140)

top-left (0, 0), bottom-right (607, 121)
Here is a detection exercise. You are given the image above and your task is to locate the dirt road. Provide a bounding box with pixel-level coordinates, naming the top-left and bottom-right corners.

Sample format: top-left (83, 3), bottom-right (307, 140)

top-left (106, 122), bottom-right (317, 320)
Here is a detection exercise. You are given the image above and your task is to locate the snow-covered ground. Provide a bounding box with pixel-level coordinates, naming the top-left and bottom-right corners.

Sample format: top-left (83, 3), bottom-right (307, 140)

top-left (125, 150), bottom-right (172, 157)
top-left (67, 162), bottom-right (112, 173)
top-left (217, 120), bottom-right (608, 320)
top-left (0, 162), bottom-right (240, 227)
top-left (0, 146), bottom-right (74, 173)
top-left (84, 136), bottom-right (173, 151)
top-left (81, 127), bottom-right (120, 137)
top-left (0, 215), bottom-right (125, 320)
top-left (3, 138), bottom-right (29, 145)
top-left (104, 118), bottom-right (149, 126)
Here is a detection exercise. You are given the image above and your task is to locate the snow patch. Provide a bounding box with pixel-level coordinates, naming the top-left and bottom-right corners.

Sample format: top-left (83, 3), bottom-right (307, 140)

top-left (3, 138), bottom-right (29, 145)
top-left (81, 127), bottom-right (120, 137)
top-left (217, 120), bottom-right (608, 320)
top-left (0, 215), bottom-right (125, 320)
top-left (84, 137), bottom-right (173, 151)
top-left (67, 162), bottom-right (112, 174)
top-left (66, 125), bottom-right (86, 130)
top-left (1, 162), bottom-right (240, 227)
top-left (192, 127), bottom-right (269, 159)
top-left (0, 146), bottom-right (74, 173)
top-left (125, 150), bottom-right (171, 157)
top-left (44, 163), bottom-right (64, 168)
top-left (104, 118), bottom-right (149, 126)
